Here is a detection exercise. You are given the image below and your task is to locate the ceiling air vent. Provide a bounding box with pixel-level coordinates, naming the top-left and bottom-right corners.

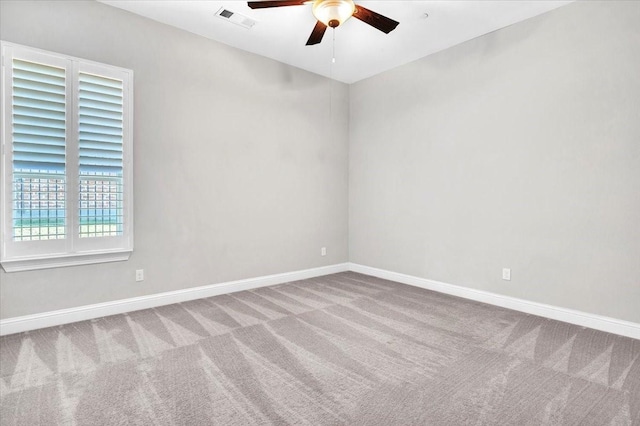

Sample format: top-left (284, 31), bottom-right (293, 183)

top-left (215, 7), bottom-right (257, 29)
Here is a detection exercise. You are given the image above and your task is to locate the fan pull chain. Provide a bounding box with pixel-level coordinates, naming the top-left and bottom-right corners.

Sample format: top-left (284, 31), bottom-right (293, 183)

top-left (329, 27), bottom-right (334, 138)
top-left (332, 28), bottom-right (336, 63)
top-left (330, 28), bottom-right (335, 77)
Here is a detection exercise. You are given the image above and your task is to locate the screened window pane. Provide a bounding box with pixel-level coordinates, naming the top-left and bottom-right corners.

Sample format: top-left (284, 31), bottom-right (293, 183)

top-left (11, 59), bottom-right (66, 241)
top-left (78, 72), bottom-right (124, 238)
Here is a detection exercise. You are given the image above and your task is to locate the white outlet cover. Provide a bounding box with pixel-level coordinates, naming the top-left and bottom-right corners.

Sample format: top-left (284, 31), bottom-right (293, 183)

top-left (502, 268), bottom-right (511, 281)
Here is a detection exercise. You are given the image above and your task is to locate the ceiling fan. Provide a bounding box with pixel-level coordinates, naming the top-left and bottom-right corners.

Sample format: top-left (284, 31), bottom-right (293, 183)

top-left (247, 0), bottom-right (399, 46)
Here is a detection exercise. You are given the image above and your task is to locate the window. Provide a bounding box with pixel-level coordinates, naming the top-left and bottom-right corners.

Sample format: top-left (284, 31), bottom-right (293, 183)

top-left (1, 42), bottom-right (133, 272)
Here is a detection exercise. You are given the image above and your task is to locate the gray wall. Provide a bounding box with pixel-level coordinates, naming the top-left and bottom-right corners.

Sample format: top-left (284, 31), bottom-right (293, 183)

top-left (350, 0), bottom-right (640, 323)
top-left (0, 0), bottom-right (349, 318)
top-left (2, 0), bottom-right (639, 325)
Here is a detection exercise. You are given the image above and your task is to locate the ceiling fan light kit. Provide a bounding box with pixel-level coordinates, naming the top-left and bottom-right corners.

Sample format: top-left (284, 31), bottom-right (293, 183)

top-left (247, 0), bottom-right (399, 45)
top-left (312, 0), bottom-right (355, 28)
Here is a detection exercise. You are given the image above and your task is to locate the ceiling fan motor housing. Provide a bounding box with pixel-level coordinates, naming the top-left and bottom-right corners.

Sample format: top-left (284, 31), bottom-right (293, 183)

top-left (312, 0), bottom-right (356, 27)
top-left (247, 0), bottom-right (399, 46)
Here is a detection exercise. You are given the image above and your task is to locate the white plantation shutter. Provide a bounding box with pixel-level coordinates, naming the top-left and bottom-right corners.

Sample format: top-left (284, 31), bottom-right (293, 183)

top-left (77, 71), bottom-right (126, 239)
top-left (12, 59), bottom-right (66, 173)
top-left (1, 42), bottom-right (133, 272)
top-left (9, 55), bottom-right (69, 245)
top-left (78, 73), bottom-right (123, 175)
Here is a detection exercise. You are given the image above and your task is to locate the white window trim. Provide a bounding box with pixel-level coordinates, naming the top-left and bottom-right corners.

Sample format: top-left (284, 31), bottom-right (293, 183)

top-left (0, 41), bottom-right (134, 272)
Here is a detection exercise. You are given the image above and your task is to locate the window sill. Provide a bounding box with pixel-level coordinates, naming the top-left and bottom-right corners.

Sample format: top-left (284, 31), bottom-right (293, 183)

top-left (1, 250), bottom-right (133, 272)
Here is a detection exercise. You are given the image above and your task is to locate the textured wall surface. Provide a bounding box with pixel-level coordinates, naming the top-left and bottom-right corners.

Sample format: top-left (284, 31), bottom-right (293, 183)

top-left (2, 1), bottom-right (639, 325)
top-left (0, 0), bottom-right (349, 318)
top-left (349, 1), bottom-right (640, 323)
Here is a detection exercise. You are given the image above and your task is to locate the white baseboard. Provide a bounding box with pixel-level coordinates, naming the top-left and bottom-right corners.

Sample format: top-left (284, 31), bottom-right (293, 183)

top-left (0, 263), bottom-right (349, 336)
top-left (349, 263), bottom-right (640, 340)
top-left (3, 261), bottom-right (638, 340)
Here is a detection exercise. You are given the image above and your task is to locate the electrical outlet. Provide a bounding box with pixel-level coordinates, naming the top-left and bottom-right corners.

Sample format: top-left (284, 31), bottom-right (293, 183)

top-left (502, 268), bottom-right (511, 281)
top-left (136, 269), bottom-right (144, 282)
top-left (321, 247), bottom-right (327, 256)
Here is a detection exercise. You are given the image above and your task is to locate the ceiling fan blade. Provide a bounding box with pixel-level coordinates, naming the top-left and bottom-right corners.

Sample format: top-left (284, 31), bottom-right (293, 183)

top-left (306, 20), bottom-right (327, 45)
top-left (247, 1), bottom-right (308, 9)
top-left (353, 5), bottom-right (399, 34)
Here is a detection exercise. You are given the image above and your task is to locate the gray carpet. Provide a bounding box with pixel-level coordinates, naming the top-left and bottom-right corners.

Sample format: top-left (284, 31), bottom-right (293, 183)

top-left (1, 272), bottom-right (639, 425)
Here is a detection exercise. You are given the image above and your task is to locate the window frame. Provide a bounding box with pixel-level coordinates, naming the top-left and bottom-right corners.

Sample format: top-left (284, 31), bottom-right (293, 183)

top-left (1, 41), bottom-right (134, 272)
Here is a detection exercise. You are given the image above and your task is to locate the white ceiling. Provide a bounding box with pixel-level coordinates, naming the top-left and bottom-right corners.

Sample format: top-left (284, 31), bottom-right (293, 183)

top-left (100, 0), bottom-right (573, 84)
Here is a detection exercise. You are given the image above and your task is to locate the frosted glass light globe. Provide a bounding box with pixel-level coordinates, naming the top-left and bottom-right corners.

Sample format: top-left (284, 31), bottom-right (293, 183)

top-left (312, 0), bottom-right (356, 28)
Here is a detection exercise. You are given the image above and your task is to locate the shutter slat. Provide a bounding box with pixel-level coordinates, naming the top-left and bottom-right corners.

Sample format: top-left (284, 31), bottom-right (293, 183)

top-left (80, 72), bottom-right (122, 88)
top-left (80, 148), bottom-right (122, 159)
top-left (78, 89), bottom-right (122, 105)
top-left (78, 140), bottom-right (122, 151)
top-left (14, 142), bottom-right (65, 155)
top-left (12, 160), bottom-right (66, 172)
top-left (79, 165), bottom-right (122, 174)
top-left (13, 78), bottom-right (66, 96)
top-left (14, 105), bottom-right (65, 121)
top-left (80, 106), bottom-right (122, 120)
top-left (14, 152), bottom-right (66, 164)
top-left (13, 123), bottom-right (65, 137)
top-left (80, 156), bottom-right (122, 166)
top-left (13, 59), bottom-right (65, 77)
top-left (79, 132), bottom-right (121, 144)
top-left (79, 114), bottom-right (122, 128)
top-left (14, 115), bottom-right (66, 129)
top-left (14, 95), bottom-right (65, 113)
top-left (78, 98), bottom-right (122, 113)
top-left (79, 80), bottom-right (123, 97)
top-left (14, 87), bottom-right (65, 104)
top-left (13, 68), bottom-right (65, 86)
top-left (14, 133), bottom-right (65, 146)
top-left (79, 123), bottom-right (122, 136)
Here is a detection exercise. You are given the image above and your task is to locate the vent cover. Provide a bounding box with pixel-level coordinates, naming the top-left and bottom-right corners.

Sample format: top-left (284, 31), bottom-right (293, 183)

top-left (215, 8), bottom-right (257, 29)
